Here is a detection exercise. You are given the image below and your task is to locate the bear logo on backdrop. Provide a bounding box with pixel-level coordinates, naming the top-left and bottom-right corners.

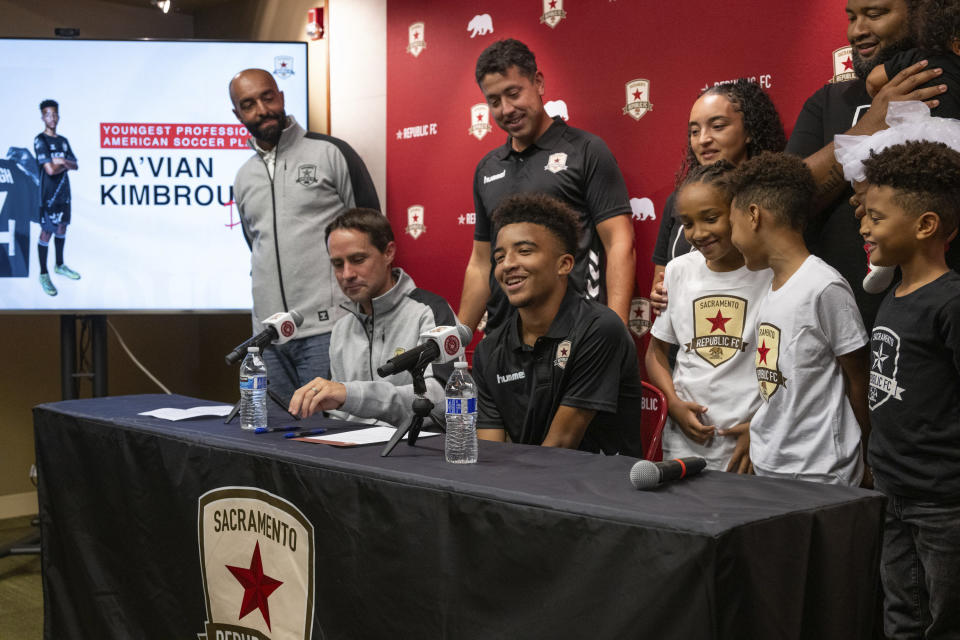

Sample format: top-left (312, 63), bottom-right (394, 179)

top-left (544, 99), bottom-right (569, 121)
top-left (467, 14), bottom-right (494, 38)
top-left (196, 487), bottom-right (316, 640)
top-left (630, 197), bottom-right (656, 222)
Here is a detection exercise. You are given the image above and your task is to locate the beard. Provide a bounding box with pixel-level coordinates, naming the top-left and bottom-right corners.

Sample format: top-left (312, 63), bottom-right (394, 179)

top-left (244, 109), bottom-right (287, 146)
top-left (851, 37), bottom-right (914, 80)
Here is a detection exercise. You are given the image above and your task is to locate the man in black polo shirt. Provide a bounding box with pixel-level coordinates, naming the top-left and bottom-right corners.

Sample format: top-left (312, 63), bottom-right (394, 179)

top-left (473, 193), bottom-right (643, 455)
top-left (458, 38), bottom-right (635, 335)
top-left (787, 0), bottom-right (949, 328)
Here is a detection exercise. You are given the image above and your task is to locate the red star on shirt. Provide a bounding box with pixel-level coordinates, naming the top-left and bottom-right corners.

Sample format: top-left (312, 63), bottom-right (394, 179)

top-left (632, 88), bottom-right (643, 101)
top-left (226, 541), bottom-right (283, 631)
top-left (842, 56), bottom-right (853, 70)
top-left (707, 310), bottom-right (730, 333)
top-left (560, 346), bottom-right (568, 356)
top-left (757, 340), bottom-right (770, 365)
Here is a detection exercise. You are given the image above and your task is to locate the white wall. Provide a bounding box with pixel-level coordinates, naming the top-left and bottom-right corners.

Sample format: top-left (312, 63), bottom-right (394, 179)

top-left (329, 0), bottom-right (387, 208)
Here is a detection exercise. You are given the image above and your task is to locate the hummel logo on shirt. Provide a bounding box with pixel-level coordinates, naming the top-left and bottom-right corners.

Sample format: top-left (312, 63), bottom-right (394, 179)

top-left (496, 371), bottom-right (525, 384)
top-left (483, 170), bottom-right (506, 184)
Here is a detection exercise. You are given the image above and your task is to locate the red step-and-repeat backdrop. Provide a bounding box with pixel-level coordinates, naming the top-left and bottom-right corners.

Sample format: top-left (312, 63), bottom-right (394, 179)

top-left (385, 0), bottom-right (852, 321)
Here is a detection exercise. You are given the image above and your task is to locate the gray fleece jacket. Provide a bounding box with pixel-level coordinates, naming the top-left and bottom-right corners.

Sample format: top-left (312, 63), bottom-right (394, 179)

top-left (234, 116), bottom-right (379, 335)
top-left (332, 268), bottom-right (457, 428)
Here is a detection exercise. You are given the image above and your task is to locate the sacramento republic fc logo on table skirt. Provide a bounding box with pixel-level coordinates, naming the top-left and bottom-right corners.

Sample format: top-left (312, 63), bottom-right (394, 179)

top-left (197, 487), bottom-right (315, 640)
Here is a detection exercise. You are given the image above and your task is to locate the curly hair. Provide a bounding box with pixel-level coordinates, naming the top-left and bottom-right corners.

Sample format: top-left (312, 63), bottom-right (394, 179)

top-left (863, 140), bottom-right (960, 236)
top-left (678, 159), bottom-right (736, 206)
top-left (491, 193), bottom-right (581, 256)
top-left (676, 79), bottom-right (786, 186)
top-left (475, 39), bottom-right (538, 85)
top-left (39, 99), bottom-right (58, 112)
top-left (915, 0), bottom-right (960, 52)
top-left (725, 152), bottom-right (815, 230)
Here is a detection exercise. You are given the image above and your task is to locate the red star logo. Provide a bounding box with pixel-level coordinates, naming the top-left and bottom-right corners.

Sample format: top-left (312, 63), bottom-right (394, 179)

top-left (412, 214), bottom-right (419, 222)
top-left (226, 542), bottom-right (283, 631)
top-left (842, 56), bottom-right (853, 71)
top-left (633, 306), bottom-right (643, 318)
top-left (549, 0), bottom-right (557, 7)
top-left (707, 310), bottom-right (730, 333)
top-left (632, 88), bottom-right (643, 101)
top-left (280, 61), bottom-right (287, 68)
top-left (413, 31), bottom-right (420, 39)
top-left (560, 347), bottom-right (568, 356)
top-left (476, 113), bottom-right (483, 122)
top-left (757, 340), bottom-right (770, 365)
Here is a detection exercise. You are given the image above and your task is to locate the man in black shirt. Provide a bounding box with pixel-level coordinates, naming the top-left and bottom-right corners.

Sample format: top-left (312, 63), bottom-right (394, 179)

top-left (33, 99), bottom-right (79, 296)
top-left (473, 193), bottom-right (643, 456)
top-left (787, 0), bottom-right (946, 327)
top-left (458, 39), bottom-right (635, 335)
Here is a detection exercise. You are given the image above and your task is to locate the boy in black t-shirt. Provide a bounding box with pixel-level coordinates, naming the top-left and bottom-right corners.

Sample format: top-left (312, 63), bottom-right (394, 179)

top-left (860, 140), bottom-right (960, 639)
top-left (33, 99), bottom-right (80, 296)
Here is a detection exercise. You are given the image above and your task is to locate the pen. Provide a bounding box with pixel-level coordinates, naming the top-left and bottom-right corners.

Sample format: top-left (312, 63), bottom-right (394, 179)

top-left (254, 425), bottom-right (300, 434)
top-left (284, 428), bottom-right (328, 439)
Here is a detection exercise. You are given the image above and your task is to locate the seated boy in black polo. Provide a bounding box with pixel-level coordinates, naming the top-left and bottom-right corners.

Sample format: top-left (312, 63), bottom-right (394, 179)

top-left (472, 193), bottom-right (644, 455)
top-left (860, 140), bottom-right (960, 638)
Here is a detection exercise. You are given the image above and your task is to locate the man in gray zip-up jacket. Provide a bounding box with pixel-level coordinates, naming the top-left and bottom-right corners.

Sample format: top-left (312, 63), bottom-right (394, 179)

top-left (289, 208), bottom-right (456, 428)
top-left (230, 68), bottom-right (380, 403)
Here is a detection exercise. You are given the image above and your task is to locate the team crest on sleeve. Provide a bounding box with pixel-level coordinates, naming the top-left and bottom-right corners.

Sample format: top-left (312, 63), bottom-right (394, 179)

top-left (755, 322), bottom-right (787, 401)
top-left (273, 56), bottom-right (294, 79)
top-left (685, 296), bottom-right (749, 367)
top-left (831, 46), bottom-right (856, 83)
top-left (544, 152), bottom-right (568, 173)
top-left (197, 487), bottom-right (315, 640)
top-left (540, 0), bottom-right (567, 28)
top-left (407, 22), bottom-right (426, 57)
top-left (622, 79), bottom-right (654, 121)
top-left (295, 164), bottom-right (318, 186)
top-left (869, 326), bottom-right (906, 410)
top-left (628, 297), bottom-right (652, 338)
top-left (555, 339), bottom-right (572, 369)
top-left (406, 205), bottom-right (426, 239)
top-left (468, 104), bottom-right (493, 140)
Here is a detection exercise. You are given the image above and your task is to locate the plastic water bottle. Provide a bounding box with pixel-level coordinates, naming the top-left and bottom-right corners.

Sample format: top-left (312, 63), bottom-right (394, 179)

top-left (444, 361), bottom-right (478, 464)
top-left (239, 347), bottom-right (267, 431)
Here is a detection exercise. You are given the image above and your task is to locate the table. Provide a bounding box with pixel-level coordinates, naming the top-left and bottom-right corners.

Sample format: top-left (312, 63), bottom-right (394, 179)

top-left (34, 394), bottom-right (884, 639)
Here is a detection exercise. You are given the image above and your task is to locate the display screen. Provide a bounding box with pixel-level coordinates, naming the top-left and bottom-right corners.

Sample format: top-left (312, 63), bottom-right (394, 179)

top-left (0, 38), bottom-right (308, 312)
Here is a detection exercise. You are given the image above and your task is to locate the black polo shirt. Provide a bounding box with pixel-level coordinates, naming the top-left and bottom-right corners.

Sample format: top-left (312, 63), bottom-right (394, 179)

top-left (473, 116), bottom-right (632, 332)
top-left (473, 285), bottom-right (644, 456)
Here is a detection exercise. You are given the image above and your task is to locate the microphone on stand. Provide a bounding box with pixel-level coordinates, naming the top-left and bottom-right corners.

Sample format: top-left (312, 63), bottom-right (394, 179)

top-left (224, 309), bottom-right (304, 365)
top-left (377, 324), bottom-right (473, 377)
top-left (629, 457), bottom-right (707, 490)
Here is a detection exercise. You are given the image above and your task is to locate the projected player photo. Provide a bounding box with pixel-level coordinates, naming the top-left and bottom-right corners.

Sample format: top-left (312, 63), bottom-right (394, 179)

top-left (34, 99), bottom-right (80, 296)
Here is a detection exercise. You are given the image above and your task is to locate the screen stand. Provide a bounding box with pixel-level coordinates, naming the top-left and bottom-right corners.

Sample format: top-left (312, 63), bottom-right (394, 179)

top-left (381, 354), bottom-right (443, 457)
top-left (60, 314), bottom-right (107, 400)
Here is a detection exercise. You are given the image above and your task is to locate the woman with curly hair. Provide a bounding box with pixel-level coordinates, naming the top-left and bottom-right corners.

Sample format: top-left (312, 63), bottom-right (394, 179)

top-left (866, 0), bottom-right (960, 118)
top-left (650, 79), bottom-right (786, 312)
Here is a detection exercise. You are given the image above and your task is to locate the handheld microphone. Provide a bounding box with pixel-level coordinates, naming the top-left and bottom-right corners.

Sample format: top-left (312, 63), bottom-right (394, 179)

top-left (377, 324), bottom-right (473, 377)
top-left (629, 457), bottom-right (707, 490)
top-left (224, 309), bottom-right (304, 365)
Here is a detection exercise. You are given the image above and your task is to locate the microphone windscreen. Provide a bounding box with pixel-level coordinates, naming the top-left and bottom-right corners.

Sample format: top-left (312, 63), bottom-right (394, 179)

top-left (629, 460), bottom-right (660, 490)
top-left (455, 323), bottom-right (473, 344)
top-left (290, 309), bottom-right (304, 326)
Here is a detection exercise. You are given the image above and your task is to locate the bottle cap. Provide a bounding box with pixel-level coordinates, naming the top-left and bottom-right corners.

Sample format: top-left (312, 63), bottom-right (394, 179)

top-left (247, 346), bottom-right (259, 353)
top-left (454, 361), bottom-right (468, 369)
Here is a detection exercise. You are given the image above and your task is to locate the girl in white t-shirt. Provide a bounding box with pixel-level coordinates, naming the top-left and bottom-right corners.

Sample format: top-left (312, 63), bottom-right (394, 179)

top-left (645, 161), bottom-right (771, 471)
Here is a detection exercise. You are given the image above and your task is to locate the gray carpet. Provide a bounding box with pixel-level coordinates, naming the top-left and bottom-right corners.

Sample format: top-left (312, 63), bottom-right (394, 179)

top-left (0, 516), bottom-right (43, 639)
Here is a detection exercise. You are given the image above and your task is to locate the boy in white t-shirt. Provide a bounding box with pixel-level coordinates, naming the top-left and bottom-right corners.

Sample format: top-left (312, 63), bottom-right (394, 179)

top-left (727, 152), bottom-right (871, 486)
top-left (646, 161), bottom-right (771, 472)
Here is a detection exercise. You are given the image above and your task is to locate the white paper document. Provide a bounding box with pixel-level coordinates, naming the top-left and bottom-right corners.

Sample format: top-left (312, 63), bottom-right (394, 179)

top-left (300, 426), bottom-right (441, 446)
top-left (138, 405), bottom-right (234, 421)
